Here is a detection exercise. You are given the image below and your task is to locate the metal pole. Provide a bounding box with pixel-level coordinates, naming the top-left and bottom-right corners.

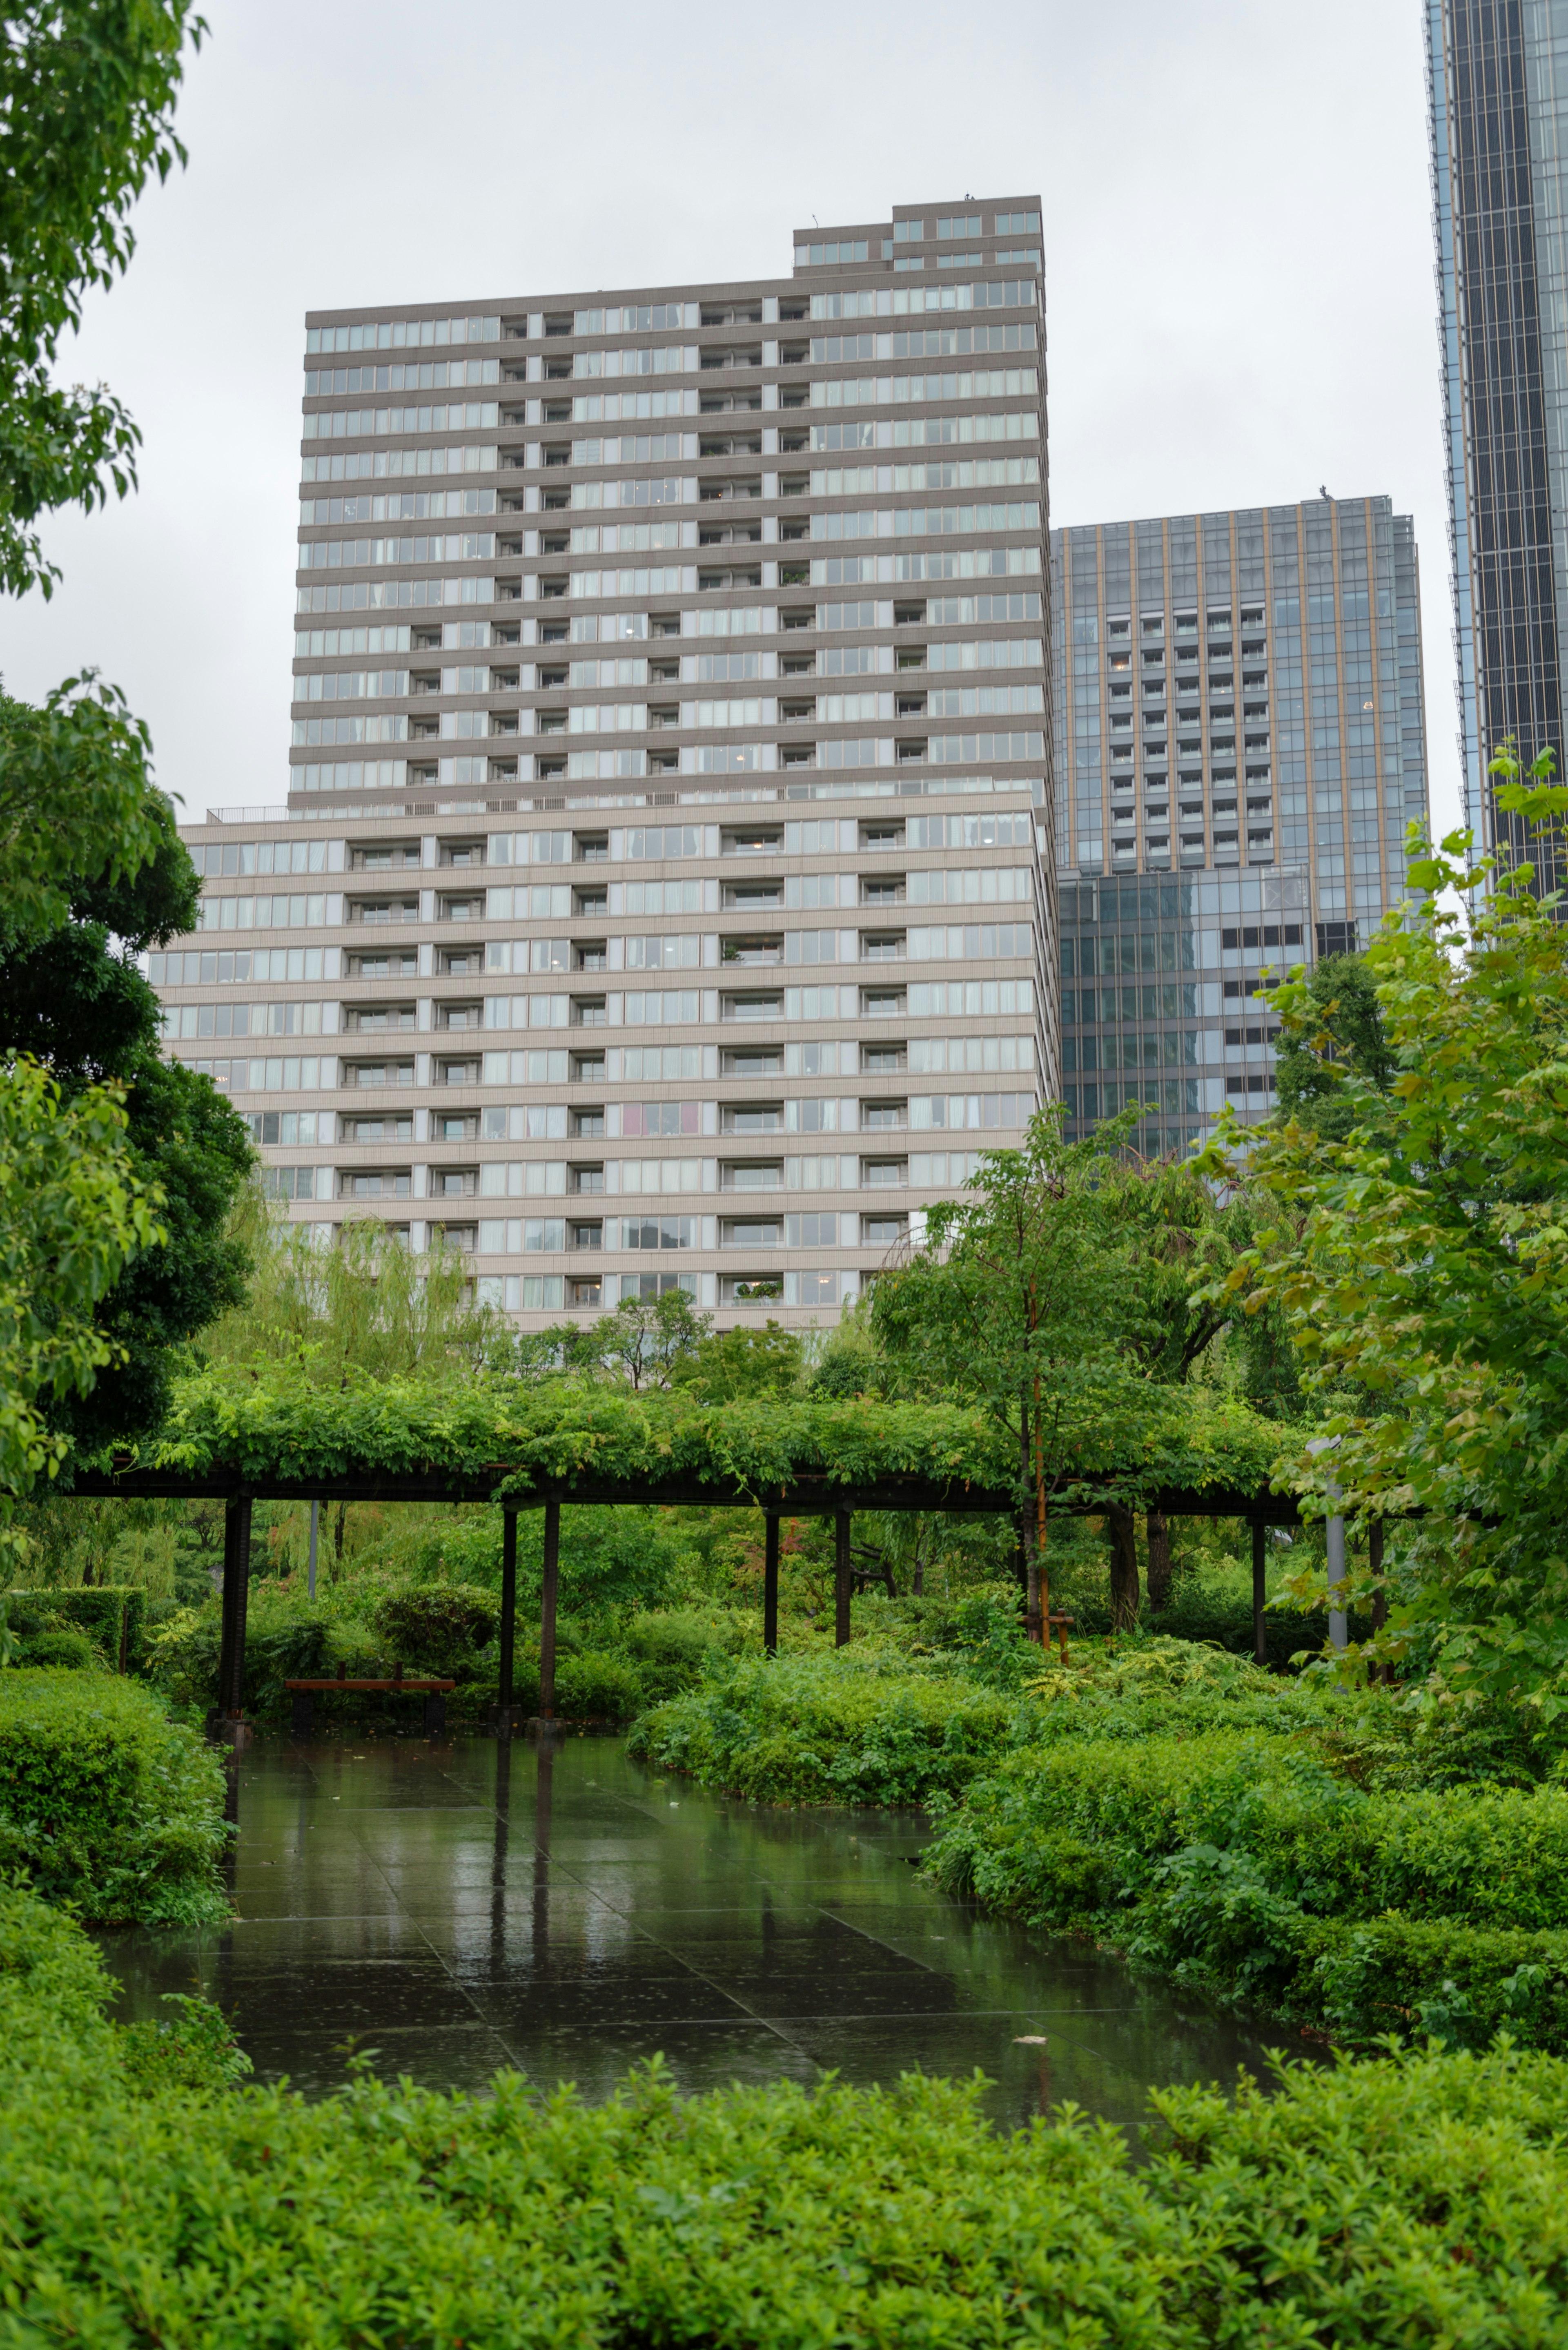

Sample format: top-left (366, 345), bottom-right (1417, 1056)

top-left (834, 1507), bottom-right (852, 1648)
top-left (1326, 1504), bottom-right (1348, 1653)
top-left (763, 1512), bottom-right (780, 1657)
top-left (1307, 1435), bottom-right (1347, 1654)
top-left (539, 1497), bottom-right (561, 1719)
top-left (497, 1505), bottom-right (517, 1734)
top-left (1252, 1518), bottom-right (1267, 1669)
top-left (307, 1498), bottom-right (318, 1603)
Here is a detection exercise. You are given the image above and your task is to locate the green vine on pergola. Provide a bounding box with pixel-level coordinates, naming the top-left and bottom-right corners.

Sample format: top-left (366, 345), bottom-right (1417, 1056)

top-left (69, 1366), bottom-right (1301, 1516)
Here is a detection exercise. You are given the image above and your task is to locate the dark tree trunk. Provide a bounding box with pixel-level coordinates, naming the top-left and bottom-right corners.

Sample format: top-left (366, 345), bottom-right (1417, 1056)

top-left (1145, 1509), bottom-right (1172, 1612)
top-left (1107, 1503), bottom-right (1140, 1630)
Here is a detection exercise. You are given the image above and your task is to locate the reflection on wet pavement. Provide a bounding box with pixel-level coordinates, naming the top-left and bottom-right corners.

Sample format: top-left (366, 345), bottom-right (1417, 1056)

top-left (93, 1735), bottom-right (1291, 2134)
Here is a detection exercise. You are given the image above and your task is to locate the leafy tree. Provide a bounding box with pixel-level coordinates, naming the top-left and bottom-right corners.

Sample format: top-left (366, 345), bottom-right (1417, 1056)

top-left (204, 1213), bottom-right (499, 1387)
top-left (0, 771), bottom-right (252, 1448)
top-left (0, 5), bottom-right (246, 1457)
top-left (1095, 1155), bottom-right (1304, 1602)
top-left (1273, 953), bottom-right (1397, 1141)
top-left (0, 1059), bottom-right (162, 1525)
top-left (869, 1108), bottom-right (1158, 1636)
top-left (1205, 746), bottom-right (1568, 1708)
top-left (0, 0), bottom-right (205, 601)
top-left (601, 1290), bottom-right (711, 1389)
top-left (677, 1320), bottom-right (801, 1403)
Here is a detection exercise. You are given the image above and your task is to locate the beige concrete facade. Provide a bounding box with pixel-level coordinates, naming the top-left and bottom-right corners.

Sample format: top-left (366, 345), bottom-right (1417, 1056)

top-left (156, 197), bottom-right (1054, 1329)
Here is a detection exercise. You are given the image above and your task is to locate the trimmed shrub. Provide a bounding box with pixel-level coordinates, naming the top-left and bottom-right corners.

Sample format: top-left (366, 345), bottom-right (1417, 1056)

top-left (0, 1670), bottom-right (230, 1925)
top-left (5, 1587), bottom-right (148, 1672)
top-left (922, 1733), bottom-right (1568, 2049)
top-left (631, 1647), bottom-right (1031, 1806)
top-left (372, 1582), bottom-right (499, 1676)
top-left (15, 1624), bottom-right (100, 1671)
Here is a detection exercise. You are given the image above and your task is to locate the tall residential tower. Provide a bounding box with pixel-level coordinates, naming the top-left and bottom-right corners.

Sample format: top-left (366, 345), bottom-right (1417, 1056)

top-left (1053, 497), bottom-right (1429, 1153)
top-left (155, 199), bottom-right (1051, 1328)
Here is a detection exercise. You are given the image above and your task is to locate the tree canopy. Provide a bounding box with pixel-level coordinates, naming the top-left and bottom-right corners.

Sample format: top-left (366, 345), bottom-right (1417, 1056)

top-left (0, 0), bottom-right (205, 600)
top-left (1205, 754), bottom-right (1568, 1709)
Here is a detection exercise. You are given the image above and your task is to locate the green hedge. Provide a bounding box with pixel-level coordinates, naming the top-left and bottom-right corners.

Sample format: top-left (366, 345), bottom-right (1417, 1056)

top-left (4, 1875), bottom-right (1568, 2343)
top-left (630, 1646), bottom-right (1034, 1806)
top-left (0, 1670), bottom-right (230, 1925)
top-left (4, 1586), bottom-right (149, 1671)
top-left (629, 1638), bottom-right (1337, 1809)
top-left (924, 1732), bottom-right (1568, 2050)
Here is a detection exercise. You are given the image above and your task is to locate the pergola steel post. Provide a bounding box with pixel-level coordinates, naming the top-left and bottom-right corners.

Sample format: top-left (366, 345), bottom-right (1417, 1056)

top-left (834, 1507), bottom-right (852, 1647)
top-left (497, 1505), bottom-right (518, 1734)
top-left (211, 1492), bottom-right (252, 1726)
top-left (763, 1513), bottom-right (780, 1657)
top-left (539, 1497), bottom-right (561, 1719)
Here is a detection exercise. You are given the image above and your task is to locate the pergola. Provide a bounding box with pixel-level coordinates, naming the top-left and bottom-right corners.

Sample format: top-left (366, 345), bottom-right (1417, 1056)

top-left (70, 1453), bottom-right (1302, 1733)
top-left (63, 1370), bottom-right (1303, 1727)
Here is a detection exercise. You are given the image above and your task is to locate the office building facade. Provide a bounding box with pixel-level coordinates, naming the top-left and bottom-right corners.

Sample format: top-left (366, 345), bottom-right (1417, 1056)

top-left (1428, 0), bottom-right (1568, 871)
top-left (1053, 497), bottom-right (1429, 1155)
top-left (156, 198), bottom-right (1052, 1327)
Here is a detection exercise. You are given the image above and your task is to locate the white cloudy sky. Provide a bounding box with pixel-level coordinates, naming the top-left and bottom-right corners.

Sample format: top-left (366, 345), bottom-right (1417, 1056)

top-left (2, 0), bottom-right (1454, 833)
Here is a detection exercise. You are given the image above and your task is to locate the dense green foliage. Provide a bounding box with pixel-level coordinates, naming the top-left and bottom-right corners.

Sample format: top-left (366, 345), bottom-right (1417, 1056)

top-left (1272, 951), bottom-right (1397, 1140)
top-left (0, 0), bottom-right (205, 603)
top-left (3, 1583), bottom-right (147, 1669)
top-left (0, 781), bottom-right (254, 1452)
top-left (0, 1668), bottom-right (228, 1923)
top-left (116, 1360), bottom-right (1290, 1507)
top-left (6, 1870), bottom-right (1568, 2345)
top-left (1212, 781), bottom-right (1568, 1710)
top-left (639, 1635), bottom-right (1568, 2052)
top-left (0, 3), bottom-right (249, 1498)
top-left (0, 1058), bottom-right (163, 1518)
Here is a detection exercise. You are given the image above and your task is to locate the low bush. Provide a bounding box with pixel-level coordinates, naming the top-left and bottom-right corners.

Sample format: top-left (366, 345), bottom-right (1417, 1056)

top-left (372, 1581), bottom-right (499, 1675)
top-left (630, 1646), bottom-right (1034, 1806)
top-left (923, 1729), bottom-right (1568, 2050)
top-left (4, 1874), bottom-right (1568, 2342)
top-left (4, 1586), bottom-right (148, 1672)
top-left (0, 1670), bottom-right (230, 1925)
top-left (14, 1623), bottom-right (100, 1671)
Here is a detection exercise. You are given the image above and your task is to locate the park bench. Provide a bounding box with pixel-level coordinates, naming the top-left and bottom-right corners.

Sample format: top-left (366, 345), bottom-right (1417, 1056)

top-left (285, 1662), bottom-right (454, 1736)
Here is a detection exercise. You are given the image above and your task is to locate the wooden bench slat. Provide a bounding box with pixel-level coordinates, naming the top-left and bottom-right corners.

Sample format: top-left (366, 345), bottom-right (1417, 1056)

top-left (284, 1677), bottom-right (455, 1691)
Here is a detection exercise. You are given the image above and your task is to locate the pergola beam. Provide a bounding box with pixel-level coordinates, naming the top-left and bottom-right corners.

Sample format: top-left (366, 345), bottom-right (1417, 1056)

top-left (62, 1467), bottom-right (1300, 1521)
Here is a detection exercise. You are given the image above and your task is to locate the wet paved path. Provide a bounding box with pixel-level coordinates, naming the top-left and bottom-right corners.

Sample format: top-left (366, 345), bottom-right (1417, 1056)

top-left (96, 1734), bottom-right (1290, 2134)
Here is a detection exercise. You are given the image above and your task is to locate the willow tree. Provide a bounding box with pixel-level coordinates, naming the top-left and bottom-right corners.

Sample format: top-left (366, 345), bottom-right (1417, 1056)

top-left (869, 1108), bottom-right (1156, 1637)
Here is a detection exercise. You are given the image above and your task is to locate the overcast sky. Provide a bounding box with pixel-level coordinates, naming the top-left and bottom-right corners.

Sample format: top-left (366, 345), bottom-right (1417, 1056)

top-left (3, 0), bottom-right (1453, 833)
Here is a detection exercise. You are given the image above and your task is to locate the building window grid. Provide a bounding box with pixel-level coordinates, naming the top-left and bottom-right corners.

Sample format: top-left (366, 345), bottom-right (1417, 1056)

top-left (178, 204), bottom-right (1058, 1317)
top-left (1056, 494), bottom-right (1428, 1147)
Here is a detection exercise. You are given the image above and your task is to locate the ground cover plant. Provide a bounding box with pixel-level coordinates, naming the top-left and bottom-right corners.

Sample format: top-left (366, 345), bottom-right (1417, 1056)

top-left (7, 1867), bottom-right (1568, 2346)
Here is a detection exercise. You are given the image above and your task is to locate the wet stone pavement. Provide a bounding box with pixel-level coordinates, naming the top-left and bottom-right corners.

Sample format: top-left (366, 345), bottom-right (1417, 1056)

top-left (95, 1734), bottom-right (1290, 2134)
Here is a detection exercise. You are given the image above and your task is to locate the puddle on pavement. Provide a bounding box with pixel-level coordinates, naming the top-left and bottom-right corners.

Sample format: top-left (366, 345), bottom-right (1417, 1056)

top-left (92, 1734), bottom-right (1299, 2136)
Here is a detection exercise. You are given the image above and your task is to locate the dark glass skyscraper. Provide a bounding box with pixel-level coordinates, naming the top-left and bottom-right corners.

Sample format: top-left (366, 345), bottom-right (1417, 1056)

top-left (1051, 499), bottom-right (1428, 1157)
top-left (1428, 0), bottom-right (1568, 873)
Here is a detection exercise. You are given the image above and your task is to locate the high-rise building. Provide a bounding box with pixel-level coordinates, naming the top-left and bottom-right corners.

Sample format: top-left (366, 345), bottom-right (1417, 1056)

top-left (1428, 1), bottom-right (1568, 871)
top-left (1053, 497), bottom-right (1429, 1154)
top-left (155, 199), bottom-right (1052, 1327)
